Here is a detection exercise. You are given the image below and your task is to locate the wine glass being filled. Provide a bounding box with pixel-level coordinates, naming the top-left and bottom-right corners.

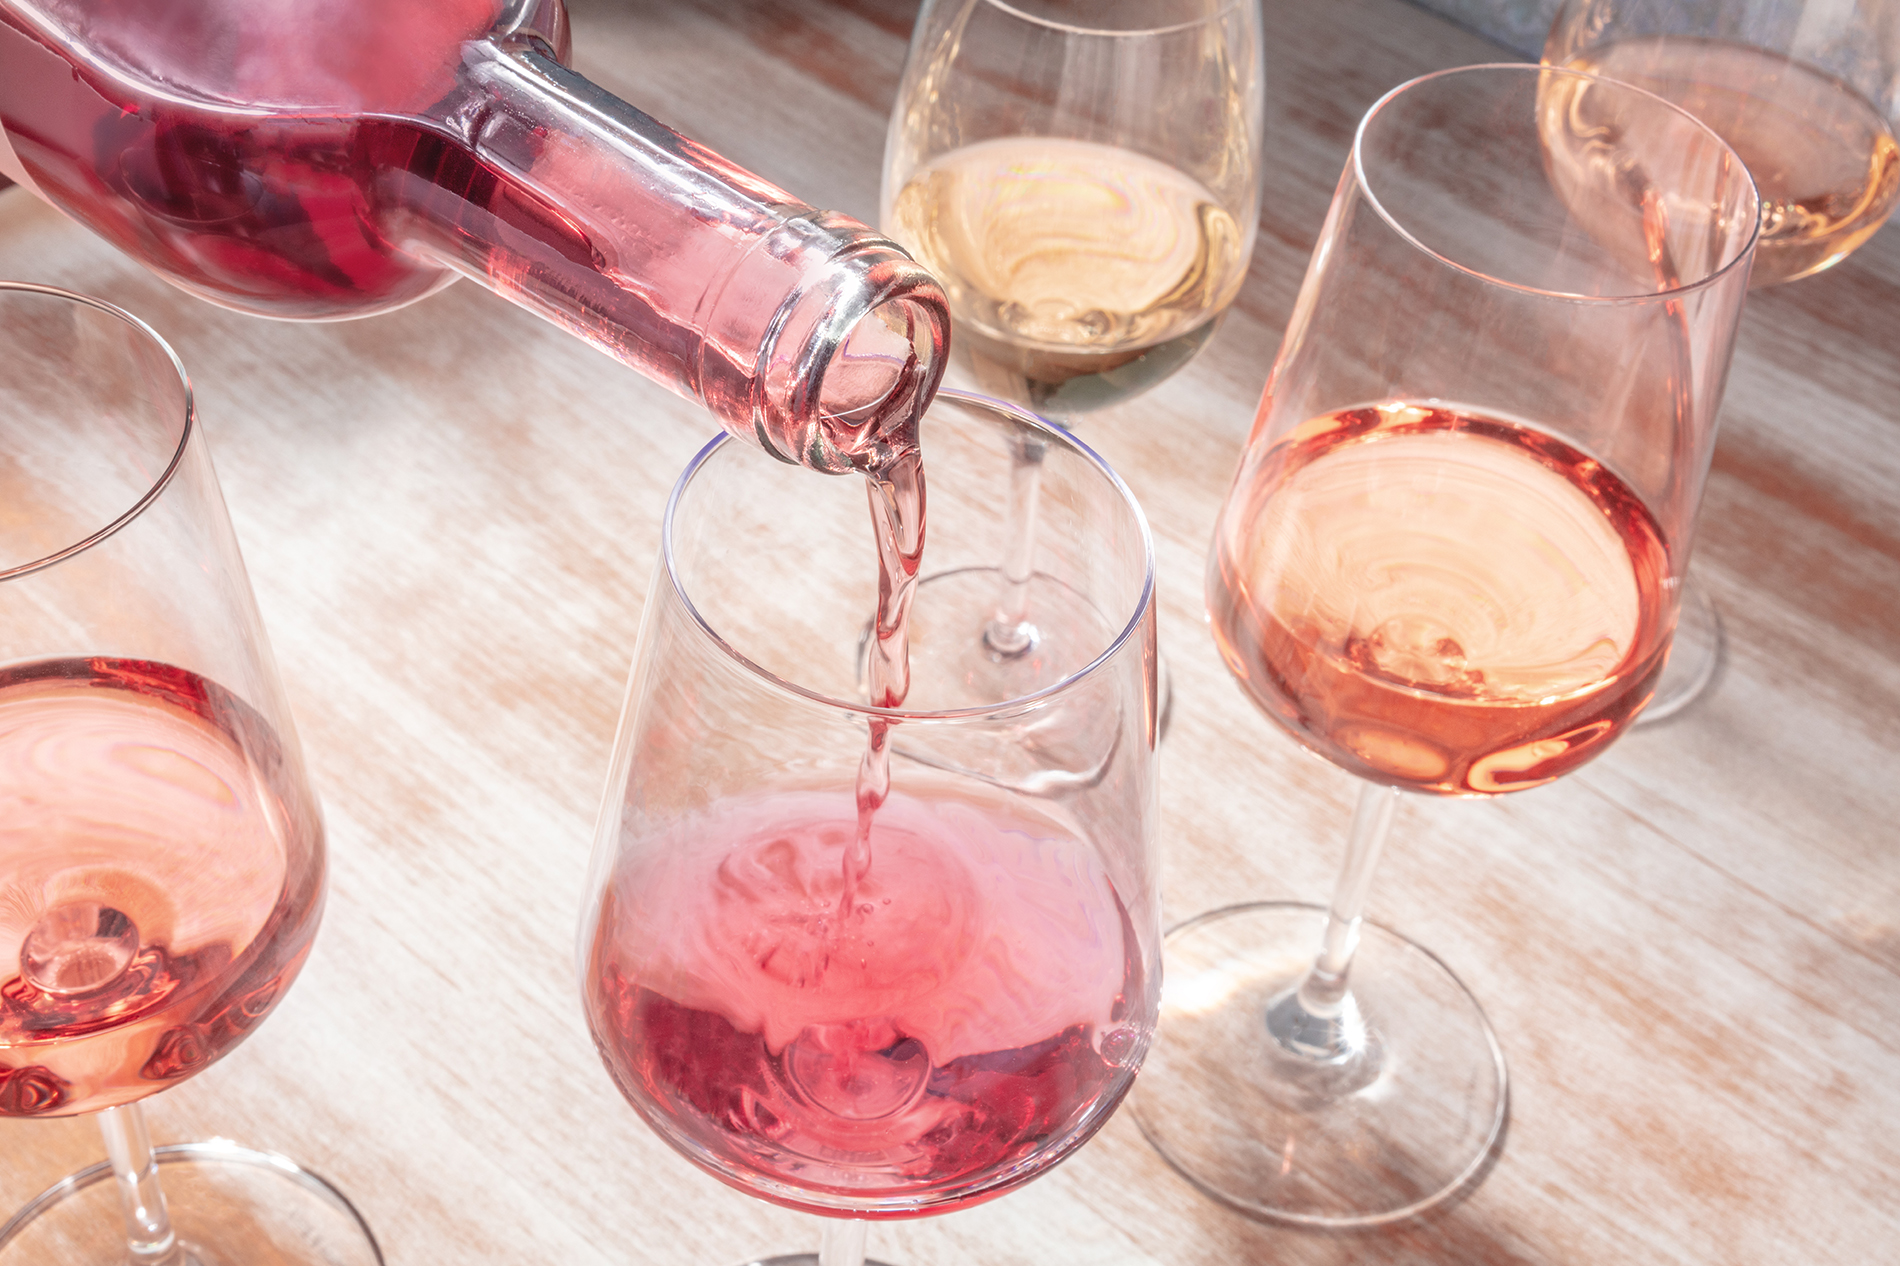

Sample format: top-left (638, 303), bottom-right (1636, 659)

top-left (579, 390), bottom-right (1161, 1266)
top-left (1129, 64), bottom-right (1760, 1228)
top-left (0, 284), bottom-right (377, 1265)
top-left (879, 0), bottom-right (1261, 692)
top-left (1544, 0), bottom-right (1900, 718)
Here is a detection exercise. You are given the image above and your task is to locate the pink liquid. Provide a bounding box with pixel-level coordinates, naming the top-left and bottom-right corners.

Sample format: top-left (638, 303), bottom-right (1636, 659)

top-left (1210, 404), bottom-right (1672, 795)
top-left (0, 0), bottom-right (515, 318)
top-left (584, 789), bottom-right (1148, 1216)
top-left (846, 445), bottom-right (925, 911)
top-left (0, 658), bottom-right (324, 1116)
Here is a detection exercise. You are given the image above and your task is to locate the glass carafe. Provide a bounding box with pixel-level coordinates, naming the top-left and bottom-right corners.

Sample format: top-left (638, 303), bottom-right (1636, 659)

top-left (0, 0), bottom-right (948, 473)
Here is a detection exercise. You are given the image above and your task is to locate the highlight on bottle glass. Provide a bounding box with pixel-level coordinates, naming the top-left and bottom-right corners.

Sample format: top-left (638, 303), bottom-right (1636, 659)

top-left (1129, 64), bottom-right (1759, 1228)
top-left (0, 283), bottom-right (377, 1265)
top-left (579, 389), bottom-right (1160, 1266)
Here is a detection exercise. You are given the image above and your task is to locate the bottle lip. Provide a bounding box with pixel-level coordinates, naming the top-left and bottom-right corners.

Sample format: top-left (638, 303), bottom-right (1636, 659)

top-left (757, 221), bottom-right (951, 475)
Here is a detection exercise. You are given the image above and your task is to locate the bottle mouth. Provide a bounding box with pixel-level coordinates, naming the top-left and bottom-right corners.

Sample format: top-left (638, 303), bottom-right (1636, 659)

top-left (750, 219), bottom-right (951, 475)
top-left (810, 293), bottom-right (945, 468)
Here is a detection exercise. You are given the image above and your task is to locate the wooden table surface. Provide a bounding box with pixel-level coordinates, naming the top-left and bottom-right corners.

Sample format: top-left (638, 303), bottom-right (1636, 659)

top-left (3, 1), bottom-right (1897, 1262)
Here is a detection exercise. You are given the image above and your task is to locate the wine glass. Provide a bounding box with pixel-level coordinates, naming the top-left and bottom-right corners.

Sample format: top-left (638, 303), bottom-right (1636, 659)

top-left (0, 284), bottom-right (377, 1264)
top-left (879, 0), bottom-right (1261, 698)
top-left (1545, 0), bottom-right (1900, 720)
top-left (578, 389), bottom-right (1160, 1266)
top-left (1128, 64), bottom-right (1760, 1226)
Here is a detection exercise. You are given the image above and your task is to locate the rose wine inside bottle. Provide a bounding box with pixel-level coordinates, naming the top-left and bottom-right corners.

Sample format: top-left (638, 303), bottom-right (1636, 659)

top-left (585, 787), bottom-right (1147, 1215)
top-left (1556, 38), bottom-right (1900, 286)
top-left (0, 658), bottom-right (324, 1116)
top-left (887, 137), bottom-right (1247, 415)
top-left (1209, 403), bottom-right (1672, 796)
top-left (0, 0), bottom-right (947, 472)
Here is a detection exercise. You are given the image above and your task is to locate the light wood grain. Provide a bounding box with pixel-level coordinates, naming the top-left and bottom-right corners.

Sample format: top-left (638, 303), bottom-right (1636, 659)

top-left (2, 1), bottom-right (1897, 1262)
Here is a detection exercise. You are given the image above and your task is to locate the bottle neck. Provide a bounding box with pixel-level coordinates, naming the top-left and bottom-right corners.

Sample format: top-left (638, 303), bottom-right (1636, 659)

top-left (388, 34), bottom-right (947, 473)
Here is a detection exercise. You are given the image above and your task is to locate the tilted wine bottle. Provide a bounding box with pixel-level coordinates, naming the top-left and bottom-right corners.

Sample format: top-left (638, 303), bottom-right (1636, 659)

top-left (0, 0), bottom-right (946, 472)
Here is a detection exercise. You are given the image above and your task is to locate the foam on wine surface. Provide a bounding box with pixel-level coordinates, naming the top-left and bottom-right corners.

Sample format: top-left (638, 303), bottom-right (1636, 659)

top-left (1210, 403), bottom-right (1671, 795)
top-left (1559, 38), bottom-right (1900, 286)
top-left (586, 788), bottom-right (1145, 1214)
top-left (0, 658), bottom-right (323, 1116)
top-left (888, 137), bottom-right (1246, 414)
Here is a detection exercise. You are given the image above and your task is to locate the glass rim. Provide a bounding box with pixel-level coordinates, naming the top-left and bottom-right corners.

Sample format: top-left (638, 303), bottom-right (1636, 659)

top-left (980, 0), bottom-right (1248, 39)
top-left (0, 281), bottom-right (196, 583)
top-left (659, 387), bottom-right (1157, 722)
top-left (1351, 62), bottom-right (1763, 304)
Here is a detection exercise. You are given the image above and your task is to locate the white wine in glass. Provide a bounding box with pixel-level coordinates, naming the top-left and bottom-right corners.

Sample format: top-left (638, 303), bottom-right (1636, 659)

top-left (887, 135), bottom-right (1250, 416)
top-left (883, 0), bottom-right (1261, 419)
top-left (881, 0), bottom-right (1260, 695)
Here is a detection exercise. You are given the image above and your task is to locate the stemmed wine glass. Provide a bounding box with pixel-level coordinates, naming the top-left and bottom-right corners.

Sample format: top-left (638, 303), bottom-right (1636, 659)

top-left (1128, 64), bottom-right (1760, 1226)
top-left (579, 389), bottom-right (1160, 1266)
top-left (879, 0), bottom-right (1261, 693)
top-left (1545, 0), bottom-right (1900, 720)
top-left (0, 283), bottom-right (377, 1264)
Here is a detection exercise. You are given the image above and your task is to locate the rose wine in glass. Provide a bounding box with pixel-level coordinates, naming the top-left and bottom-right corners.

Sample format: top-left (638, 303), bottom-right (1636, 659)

top-left (1552, 39), bottom-right (1899, 287)
top-left (0, 283), bottom-right (372, 1265)
top-left (1130, 64), bottom-right (1758, 1227)
top-left (580, 389), bottom-right (1160, 1264)
top-left (0, 659), bottom-right (322, 1117)
top-left (1547, 0), bottom-right (1900, 290)
top-left (587, 787), bottom-right (1143, 1211)
top-left (1543, 1), bottom-right (1900, 721)
top-left (1209, 403), bottom-right (1673, 796)
top-left (0, 0), bottom-right (948, 475)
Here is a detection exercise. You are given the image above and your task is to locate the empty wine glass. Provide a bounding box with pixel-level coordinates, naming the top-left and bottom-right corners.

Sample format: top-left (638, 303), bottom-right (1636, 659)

top-left (0, 283), bottom-right (377, 1264)
top-left (1545, 0), bottom-right (1900, 719)
top-left (579, 389), bottom-right (1160, 1266)
top-left (879, 0), bottom-right (1261, 702)
top-left (1128, 64), bottom-right (1759, 1226)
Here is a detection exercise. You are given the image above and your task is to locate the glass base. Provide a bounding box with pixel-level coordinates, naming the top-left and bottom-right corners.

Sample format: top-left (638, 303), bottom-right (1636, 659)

top-left (1637, 577), bottom-right (1724, 725)
top-left (0, 1141), bottom-right (382, 1265)
top-left (1129, 902), bottom-right (1507, 1228)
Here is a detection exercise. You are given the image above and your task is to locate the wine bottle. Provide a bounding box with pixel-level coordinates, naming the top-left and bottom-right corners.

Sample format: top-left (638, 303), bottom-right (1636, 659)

top-left (0, 0), bottom-right (947, 473)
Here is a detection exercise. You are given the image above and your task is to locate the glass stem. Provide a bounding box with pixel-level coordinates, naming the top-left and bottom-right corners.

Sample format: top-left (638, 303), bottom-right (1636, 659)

top-left (983, 425), bottom-right (1048, 656)
top-left (1267, 781), bottom-right (1398, 1061)
top-left (98, 1103), bottom-right (186, 1266)
top-left (819, 1218), bottom-right (867, 1266)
